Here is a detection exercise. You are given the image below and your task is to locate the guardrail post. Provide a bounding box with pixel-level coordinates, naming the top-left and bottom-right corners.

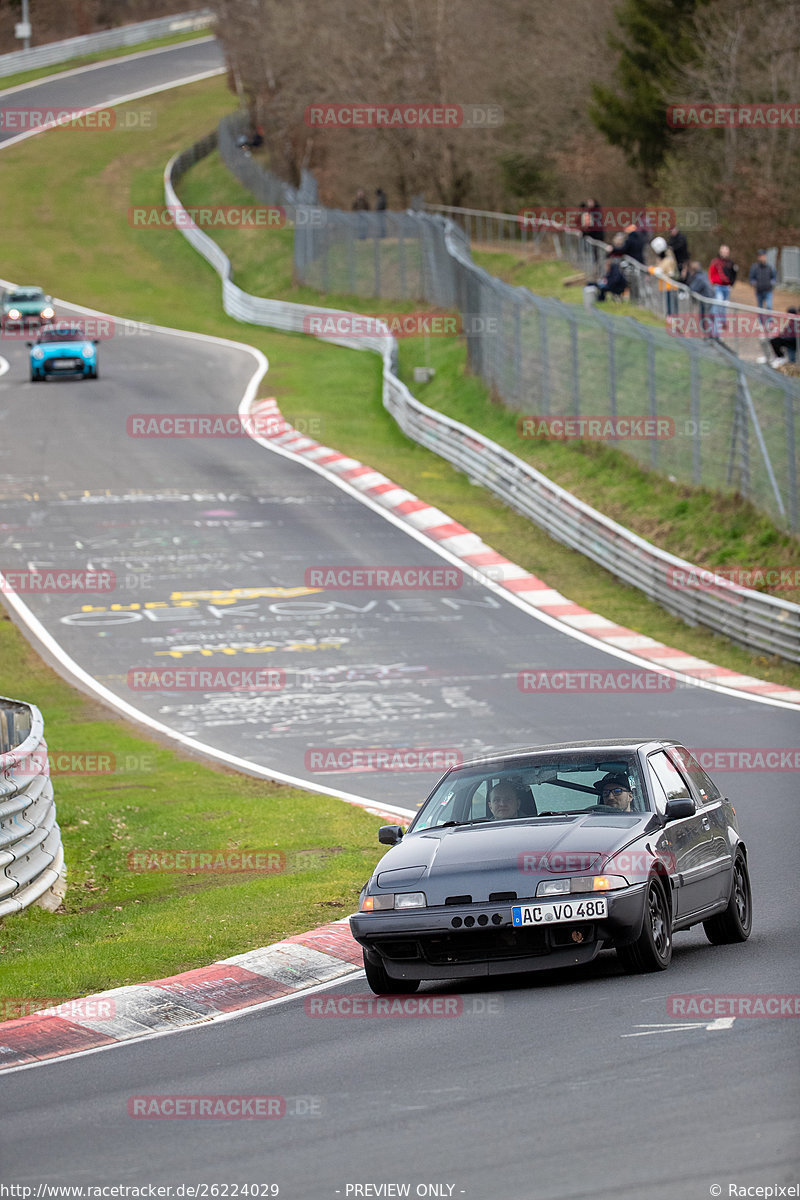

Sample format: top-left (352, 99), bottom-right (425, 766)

top-left (690, 352), bottom-right (701, 484)
top-left (786, 390), bottom-right (798, 531)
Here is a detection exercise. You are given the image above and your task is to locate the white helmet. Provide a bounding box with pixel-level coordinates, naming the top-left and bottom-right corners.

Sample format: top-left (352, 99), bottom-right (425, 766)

top-left (651, 236), bottom-right (667, 254)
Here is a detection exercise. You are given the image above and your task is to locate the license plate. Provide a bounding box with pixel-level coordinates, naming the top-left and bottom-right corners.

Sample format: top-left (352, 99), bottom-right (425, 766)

top-left (512, 897), bottom-right (608, 926)
top-left (51, 358), bottom-right (78, 368)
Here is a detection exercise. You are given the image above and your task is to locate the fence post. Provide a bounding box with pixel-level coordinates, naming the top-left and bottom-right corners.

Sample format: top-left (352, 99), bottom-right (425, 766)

top-left (569, 314), bottom-right (580, 416)
top-left (787, 390), bottom-right (798, 532)
top-left (690, 352), bottom-right (701, 484)
top-left (648, 337), bottom-right (658, 470)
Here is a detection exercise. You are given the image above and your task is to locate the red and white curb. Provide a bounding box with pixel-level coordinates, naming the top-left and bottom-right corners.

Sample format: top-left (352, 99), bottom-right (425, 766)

top-left (248, 397), bottom-right (800, 708)
top-left (0, 919), bottom-right (364, 1070)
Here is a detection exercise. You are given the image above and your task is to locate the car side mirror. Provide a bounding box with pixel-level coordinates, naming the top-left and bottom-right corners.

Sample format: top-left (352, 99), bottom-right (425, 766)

top-left (26, 342), bottom-right (32, 348)
top-left (664, 797), bottom-right (696, 821)
top-left (92, 340), bottom-right (99, 345)
top-left (378, 825), bottom-right (405, 845)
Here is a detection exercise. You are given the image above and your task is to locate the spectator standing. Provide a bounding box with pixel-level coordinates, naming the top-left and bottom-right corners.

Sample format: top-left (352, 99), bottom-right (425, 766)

top-left (375, 187), bottom-right (387, 238)
top-left (748, 249), bottom-right (776, 311)
top-left (708, 244), bottom-right (738, 334)
top-left (667, 225), bottom-right (690, 281)
top-left (352, 187), bottom-right (370, 239)
top-left (622, 223), bottom-right (647, 264)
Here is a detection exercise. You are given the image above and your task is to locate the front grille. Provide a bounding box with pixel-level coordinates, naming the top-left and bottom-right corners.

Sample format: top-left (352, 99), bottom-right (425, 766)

top-left (421, 928), bottom-right (550, 964)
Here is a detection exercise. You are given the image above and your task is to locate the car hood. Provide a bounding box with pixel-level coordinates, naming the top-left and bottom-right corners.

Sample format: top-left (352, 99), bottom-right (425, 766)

top-left (37, 341), bottom-right (90, 353)
top-left (372, 814), bottom-right (661, 904)
top-left (6, 300), bottom-right (47, 313)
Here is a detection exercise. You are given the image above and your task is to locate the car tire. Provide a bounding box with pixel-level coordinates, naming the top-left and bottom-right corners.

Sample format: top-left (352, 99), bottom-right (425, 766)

top-left (703, 851), bottom-right (752, 944)
top-left (30, 372), bottom-right (40, 382)
top-left (362, 949), bottom-right (420, 995)
top-left (616, 877), bottom-right (672, 973)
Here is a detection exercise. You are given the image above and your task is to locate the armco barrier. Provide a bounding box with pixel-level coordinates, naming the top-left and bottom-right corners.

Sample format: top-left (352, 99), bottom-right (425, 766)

top-left (0, 695), bottom-right (65, 918)
top-left (165, 135), bottom-right (800, 664)
top-left (0, 9), bottom-right (213, 77)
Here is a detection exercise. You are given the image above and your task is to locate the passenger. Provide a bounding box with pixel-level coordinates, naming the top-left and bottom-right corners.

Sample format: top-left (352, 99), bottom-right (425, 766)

top-left (488, 781), bottom-right (522, 820)
top-left (594, 773), bottom-right (634, 811)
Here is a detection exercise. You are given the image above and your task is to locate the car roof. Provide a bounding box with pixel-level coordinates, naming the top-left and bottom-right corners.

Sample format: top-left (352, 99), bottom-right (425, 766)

top-left (456, 740), bottom-right (680, 771)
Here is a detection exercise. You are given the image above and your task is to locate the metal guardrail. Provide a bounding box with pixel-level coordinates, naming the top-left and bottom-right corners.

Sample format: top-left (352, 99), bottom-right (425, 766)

top-left (0, 9), bottom-right (213, 77)
top-left (166, 132), bottom-right (800, 663)
top-left (0, 696), bottom-right (65, 918)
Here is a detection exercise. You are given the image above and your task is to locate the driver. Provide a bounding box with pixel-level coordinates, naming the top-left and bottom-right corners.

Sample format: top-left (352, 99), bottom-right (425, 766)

top-left (488, 781), bottom-right (522, 820)
top-left (594, 773), bottom-right (634, 811)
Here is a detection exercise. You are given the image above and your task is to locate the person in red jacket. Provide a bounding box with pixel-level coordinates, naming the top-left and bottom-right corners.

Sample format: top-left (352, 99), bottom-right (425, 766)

top-left (708, 244), bottom-right (738, 336)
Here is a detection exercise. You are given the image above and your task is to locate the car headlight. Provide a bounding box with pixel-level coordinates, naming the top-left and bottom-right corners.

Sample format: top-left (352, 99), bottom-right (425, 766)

top-left (41, 307), bottom-right (55, 319)
top-left (536, 875), bottom-right (628, 897)
top-left (32, 348), bottom-right (44, 359)
top-left (359, 891), bottom-right (427, 912)
top-left (8, 308), bottom-right (21, 320)
top-left (81, 345), bottom-right (94, 358)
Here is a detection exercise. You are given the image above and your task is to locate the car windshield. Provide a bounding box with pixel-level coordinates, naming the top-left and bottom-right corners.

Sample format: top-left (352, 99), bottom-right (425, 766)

top-left (37, 327), bottom-right (84, 343)
top-left (8, 290), bottom-right (45, 303)
top-left (410, 753), bottom-right (647, 831)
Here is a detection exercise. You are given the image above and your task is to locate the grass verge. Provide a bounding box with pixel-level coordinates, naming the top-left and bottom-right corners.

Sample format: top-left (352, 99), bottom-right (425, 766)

top-left (0, 610), bottom-right (383, 1011)
top-left (0, 27), bottom-right (214, 93)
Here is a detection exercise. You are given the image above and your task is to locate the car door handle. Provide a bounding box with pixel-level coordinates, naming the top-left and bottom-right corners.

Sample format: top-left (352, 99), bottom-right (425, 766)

top-left (701, 816), bottom-right (711, 830)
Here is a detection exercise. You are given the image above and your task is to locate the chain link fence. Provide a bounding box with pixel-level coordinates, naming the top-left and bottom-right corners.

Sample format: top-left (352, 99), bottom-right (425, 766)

top-left (290, 203), bottom-right (798, 532)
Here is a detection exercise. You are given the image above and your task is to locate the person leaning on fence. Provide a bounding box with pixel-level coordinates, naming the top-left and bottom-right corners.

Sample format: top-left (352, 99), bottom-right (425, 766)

top-left (581, 198), bottom-right (603, 240)
top-left (684, 261), bottom-right (716, 339)
top-left (648, 237), bottom-right (679, 315)
top-left (667, 226), bottom-right (690, 281)
top-left (767, 307), bottom-right (798, 366)
top-left (748, 250), bottom-right (777, 312)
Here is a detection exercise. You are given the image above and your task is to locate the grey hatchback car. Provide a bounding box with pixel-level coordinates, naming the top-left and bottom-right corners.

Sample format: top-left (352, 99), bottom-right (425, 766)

top-left (350, 739), bottom-right (752, 994)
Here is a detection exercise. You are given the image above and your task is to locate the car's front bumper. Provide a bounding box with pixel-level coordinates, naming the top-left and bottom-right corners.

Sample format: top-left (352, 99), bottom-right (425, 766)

top-left (350, 885), bottom-right (648, 980)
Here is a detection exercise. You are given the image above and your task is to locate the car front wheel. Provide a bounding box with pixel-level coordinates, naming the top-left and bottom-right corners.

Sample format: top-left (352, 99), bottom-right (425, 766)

top-left (703, 851), bottom-right (752, 944)
top-left (617, 877), bottom-right (672, 973)
top-left (363, 949), bottom-right (420, 995)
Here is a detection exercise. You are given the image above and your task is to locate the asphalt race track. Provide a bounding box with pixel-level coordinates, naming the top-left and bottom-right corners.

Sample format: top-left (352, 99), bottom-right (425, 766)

top-left (1, 43), bottom-right (799, 1200)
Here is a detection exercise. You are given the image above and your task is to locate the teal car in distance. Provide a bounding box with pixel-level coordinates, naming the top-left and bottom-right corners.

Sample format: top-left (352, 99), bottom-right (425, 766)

top-left (29, 323), bottom-right (99, 381)
top-left (1, 286), bottom-right (54, 331)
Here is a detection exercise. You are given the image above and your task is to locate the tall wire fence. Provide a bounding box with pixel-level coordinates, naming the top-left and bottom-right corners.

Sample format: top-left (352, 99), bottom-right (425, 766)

top-left (289, 207), bottom-right (798, 533)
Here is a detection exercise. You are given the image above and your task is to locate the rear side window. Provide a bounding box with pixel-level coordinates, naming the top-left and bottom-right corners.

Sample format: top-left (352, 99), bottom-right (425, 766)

top-left (670, 746), bottom-right (721, 805)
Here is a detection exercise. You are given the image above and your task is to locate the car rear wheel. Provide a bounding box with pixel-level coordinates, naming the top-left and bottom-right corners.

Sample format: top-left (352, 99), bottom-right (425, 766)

top-left (617, 877), bottom-right (672, 973)
top-left (363, 949), bottom-right (420, 995)
top-left (703, 851), bottom-right (752, 944)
